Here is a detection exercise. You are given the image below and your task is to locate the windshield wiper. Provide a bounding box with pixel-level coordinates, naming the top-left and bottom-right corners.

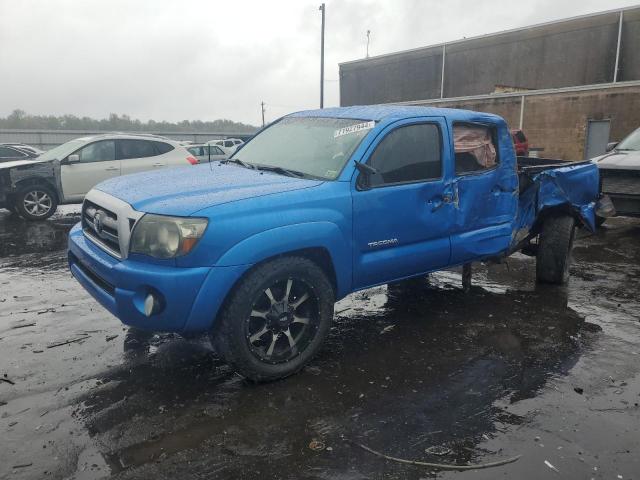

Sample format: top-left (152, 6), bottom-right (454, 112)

top-left (253, 164), bottom-right (307, 178)
top-left (222, 158), bottom-right (256, 170)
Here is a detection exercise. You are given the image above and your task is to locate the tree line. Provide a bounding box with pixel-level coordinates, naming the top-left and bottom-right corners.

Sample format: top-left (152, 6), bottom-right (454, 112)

top-left (0, 110), bottom-right (258, 133)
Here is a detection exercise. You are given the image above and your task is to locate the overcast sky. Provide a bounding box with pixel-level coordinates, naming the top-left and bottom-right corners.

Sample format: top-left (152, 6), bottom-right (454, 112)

top-left (0, 0), bottom-right (637, 126)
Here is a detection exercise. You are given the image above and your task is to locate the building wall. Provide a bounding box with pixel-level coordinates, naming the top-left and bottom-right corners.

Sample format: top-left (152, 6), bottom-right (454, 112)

top-left (339, 7), bottom-right (640, 106)
top-left (410, 85), bottom-right (640, 160)
top-left (340, 47), bottom-right (443, 105)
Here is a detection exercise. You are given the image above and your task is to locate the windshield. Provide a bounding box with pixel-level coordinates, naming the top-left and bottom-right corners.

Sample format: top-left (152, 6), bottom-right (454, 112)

top-left (37, 138), bottom-right (89, 161)
top-left (231, 117), bottom-right (375, 180)
top-left (616, 128), bottom-right (640, 151)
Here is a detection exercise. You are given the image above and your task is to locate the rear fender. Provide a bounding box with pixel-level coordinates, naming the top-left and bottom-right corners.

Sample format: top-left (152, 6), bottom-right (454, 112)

top-left (216, 222), bottom-right (351, 298)
top-left (515, 163), bottom-right (599, 239)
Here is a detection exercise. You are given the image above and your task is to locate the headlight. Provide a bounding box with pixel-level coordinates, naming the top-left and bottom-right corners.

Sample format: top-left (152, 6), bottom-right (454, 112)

top-left (130, 214), bottom-right (208, 259)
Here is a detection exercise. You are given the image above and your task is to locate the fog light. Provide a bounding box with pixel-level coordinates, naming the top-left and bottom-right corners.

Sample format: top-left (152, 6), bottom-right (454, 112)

top-left (144, 293), bottom-right (158, 317)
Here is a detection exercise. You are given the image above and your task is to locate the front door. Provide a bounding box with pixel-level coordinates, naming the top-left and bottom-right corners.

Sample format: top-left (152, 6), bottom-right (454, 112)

top-left (61, 140), bottom-right (119, 201)
top-left (352, 118), bottom-right (454, 289)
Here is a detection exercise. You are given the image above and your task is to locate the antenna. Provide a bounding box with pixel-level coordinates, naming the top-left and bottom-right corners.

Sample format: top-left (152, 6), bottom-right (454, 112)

top-left (366, 30), bottom-right (371, 58)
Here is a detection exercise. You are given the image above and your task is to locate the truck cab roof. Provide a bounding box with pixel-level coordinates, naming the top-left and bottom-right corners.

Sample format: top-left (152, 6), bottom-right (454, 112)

top-left (288, 105), bottom-right (504, 124)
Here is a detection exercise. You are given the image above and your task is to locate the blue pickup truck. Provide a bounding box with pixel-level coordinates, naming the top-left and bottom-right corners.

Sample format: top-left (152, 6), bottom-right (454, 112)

top-left (68, 106), bottom-right (601, 381)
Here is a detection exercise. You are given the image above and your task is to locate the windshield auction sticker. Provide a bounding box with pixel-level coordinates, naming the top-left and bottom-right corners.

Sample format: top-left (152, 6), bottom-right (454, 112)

top-left (334, 121), bottom-right (376, 138)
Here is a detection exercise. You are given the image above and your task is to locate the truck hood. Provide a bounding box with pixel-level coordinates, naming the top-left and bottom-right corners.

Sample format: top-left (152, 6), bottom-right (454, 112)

top-left (94, 163), bottom-right (323, 216)
top-left (0, 158), bottom-right (49, 170)
top-left (592, 150), bottom-right (640, 170)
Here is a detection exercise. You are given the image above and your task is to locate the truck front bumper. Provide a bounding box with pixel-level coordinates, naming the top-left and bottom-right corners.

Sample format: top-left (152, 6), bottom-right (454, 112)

top-left (68, 223), bottom-right (248, 333)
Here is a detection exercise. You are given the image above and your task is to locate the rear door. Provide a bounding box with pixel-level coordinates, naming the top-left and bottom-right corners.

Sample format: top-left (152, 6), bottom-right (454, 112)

top-left (61, 140), bottom-right (119, 201)
top-left (448, 122), bottom-right (518, 264)
top-left (352, 117), bottom-right (454, 289)
top-left (118, 139), bottom-right (166, 175)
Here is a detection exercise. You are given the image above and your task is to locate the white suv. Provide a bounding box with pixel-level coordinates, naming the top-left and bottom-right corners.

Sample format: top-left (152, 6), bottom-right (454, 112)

top-left (208, 138), bottom-right (244, 155)
top-left (8, 134), bottom-right (197, 220)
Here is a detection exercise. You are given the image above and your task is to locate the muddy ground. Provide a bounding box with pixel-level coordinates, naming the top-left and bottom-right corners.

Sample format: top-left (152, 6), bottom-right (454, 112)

top-left (1, 207), bottom-right (639, 480)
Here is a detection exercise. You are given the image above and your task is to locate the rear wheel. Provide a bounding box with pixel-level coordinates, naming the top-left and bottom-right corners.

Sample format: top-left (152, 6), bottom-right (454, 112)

top-left (15, 185), bottom-right (58, 221)
top-left (213, 256), bottom-right (334, 382)
top-left (536, 215), bottom-right (576, 284)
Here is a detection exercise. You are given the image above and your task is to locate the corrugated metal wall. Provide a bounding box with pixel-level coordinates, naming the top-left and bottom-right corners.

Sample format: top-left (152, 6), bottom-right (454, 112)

top-left (339, 7), bottom-right (640, 106)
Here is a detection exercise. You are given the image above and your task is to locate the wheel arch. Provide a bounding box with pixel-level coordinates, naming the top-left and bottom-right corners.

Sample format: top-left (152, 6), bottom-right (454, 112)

top-left (531, 203), bottom-right (585, 237)
top-left (14, 177), bottom-right (60, 203)
top-left (215, 222), bottom-right (351, 298)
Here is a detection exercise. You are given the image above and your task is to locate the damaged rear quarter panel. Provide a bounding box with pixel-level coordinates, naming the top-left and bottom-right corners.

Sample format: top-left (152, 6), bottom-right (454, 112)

top-left (514, 162), bottom-right (600, 241)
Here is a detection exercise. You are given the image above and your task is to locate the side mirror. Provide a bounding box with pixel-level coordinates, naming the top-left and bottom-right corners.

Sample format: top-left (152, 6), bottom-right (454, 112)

top-left (354, 161), bottom-right (378, 190)
top-left (606, 142), bottom-right (618, 152)
top-left (66, 154), bottom-right (80, 164)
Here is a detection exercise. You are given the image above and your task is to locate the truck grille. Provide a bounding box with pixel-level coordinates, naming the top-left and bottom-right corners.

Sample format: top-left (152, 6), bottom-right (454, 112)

top-left (600, 169), bottom-right (640, 196)
top-left (82, 200), bottom-right (122, 258)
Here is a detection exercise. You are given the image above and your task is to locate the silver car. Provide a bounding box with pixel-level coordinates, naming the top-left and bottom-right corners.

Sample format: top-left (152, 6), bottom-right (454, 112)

top-left (592, 127), bottom-right (640, 219)
top-left (187, 144), bottom-right (228, 163)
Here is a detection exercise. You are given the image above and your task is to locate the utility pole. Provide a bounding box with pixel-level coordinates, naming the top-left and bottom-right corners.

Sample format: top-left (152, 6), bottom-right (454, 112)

top-left (319, 3), bottom-right (325, 108)
top-left (261, 101), bottom-right (265, 127)
top-left (366, 30), bottom-right (370, 58)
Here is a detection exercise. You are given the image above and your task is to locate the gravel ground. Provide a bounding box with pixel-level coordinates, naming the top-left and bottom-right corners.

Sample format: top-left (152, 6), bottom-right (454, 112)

top-left (1, 208), bottom-right (639, 480)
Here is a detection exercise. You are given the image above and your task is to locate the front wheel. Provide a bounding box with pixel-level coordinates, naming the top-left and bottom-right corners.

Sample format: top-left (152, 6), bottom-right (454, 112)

top-left (15, 185), bottom-right (58, 221)
top-left (536, 215), bottom-right (576, 284)
top-left (213, 256), bottom-right (335, 382)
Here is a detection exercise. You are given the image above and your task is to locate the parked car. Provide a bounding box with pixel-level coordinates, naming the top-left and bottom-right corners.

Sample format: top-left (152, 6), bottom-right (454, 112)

top-left (511, 129), bottom-right (529, 156)
top-left (187, 144), bottom-right (228, 163)
top-left (208, 138), bottom-right (244, 155)
top-left (591, 126), bottom-right (640, 220)
top-left (68, 106), bottom-right (602, 382)
top-left (0, 144), bottom-right (40, 163)
top-left (0, 134), bottom-right (197, 220)
top-left (1, 143), bottom-right (44, 156)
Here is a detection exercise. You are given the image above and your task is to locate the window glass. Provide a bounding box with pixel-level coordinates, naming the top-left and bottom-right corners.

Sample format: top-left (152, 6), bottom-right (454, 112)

top-left (0, 146), bottom-right (25, 158)
top-left (213, 146), bottom-right (224, 155)
top-left (367, 124), bottom-right (441, 187)
top-left (616, 127), bottom-right (640, 151)
top-left (119, 140), bottom-right (157, 160)
top-left (233, 117), bottom-right (372, 180)
top-left (188, 146), bottom-right (204, 156)
top-left (454, 125), bottom-right (497, 174)
top-left (77, 140), bottom-right (116, 162)
top-left (153, 141), bottom-right (174, 154)
top-left (224, 140), bottom-right (234, 147)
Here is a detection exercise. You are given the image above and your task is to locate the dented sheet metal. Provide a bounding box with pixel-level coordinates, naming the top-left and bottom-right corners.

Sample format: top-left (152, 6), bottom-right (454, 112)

top-left (0, 159), bottom-right (61, 206)
top-left (514, 161), bottom-right (600, 242)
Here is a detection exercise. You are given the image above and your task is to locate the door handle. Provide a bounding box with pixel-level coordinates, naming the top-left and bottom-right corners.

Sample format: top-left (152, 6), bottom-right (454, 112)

top-left (428, 195), bottom-right (451, 212)
top-left (152, 163), bottom-right (165, 167)
top-left (105, 167), bottom-right (119, 171)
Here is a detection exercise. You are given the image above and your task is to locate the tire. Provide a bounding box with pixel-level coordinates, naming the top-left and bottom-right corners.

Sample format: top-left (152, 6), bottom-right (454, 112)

top-left (15, 185), bottom-right (58, 221)
top-left (536, 215), bottom-right (576, 284)
top-left (595, 215), bottom-right (606, 228)
top-left (213, 256), bottom-right (335, 382)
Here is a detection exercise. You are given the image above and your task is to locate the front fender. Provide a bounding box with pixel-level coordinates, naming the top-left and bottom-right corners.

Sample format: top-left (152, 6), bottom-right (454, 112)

top-left (216, 221), bottom-right (351, 298)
